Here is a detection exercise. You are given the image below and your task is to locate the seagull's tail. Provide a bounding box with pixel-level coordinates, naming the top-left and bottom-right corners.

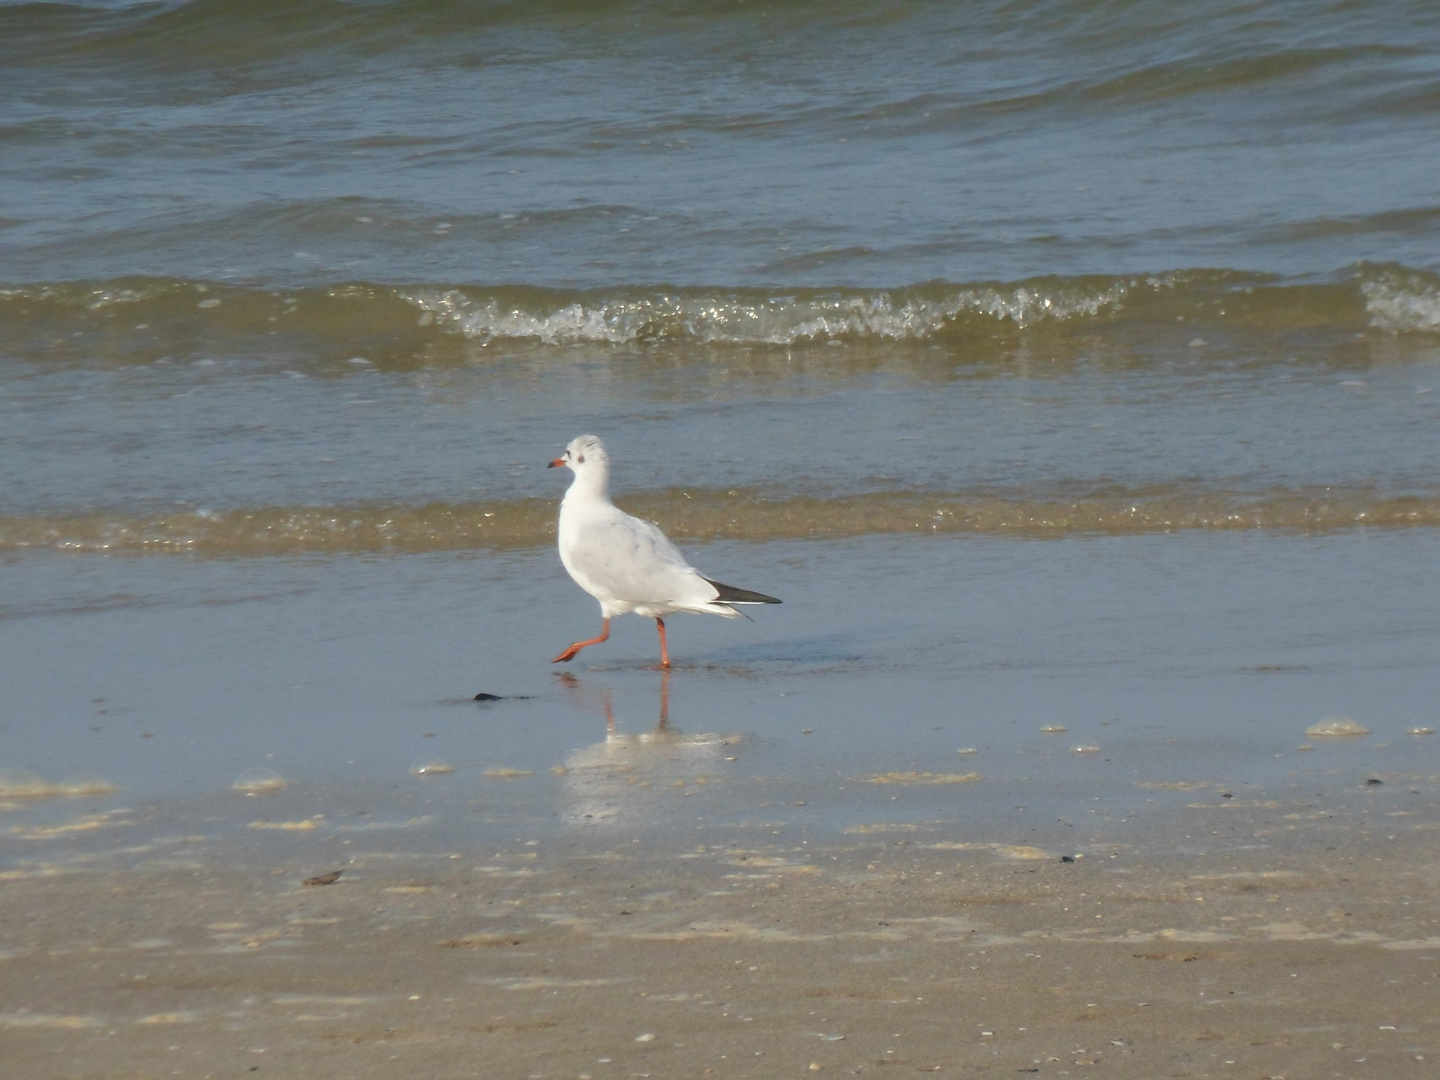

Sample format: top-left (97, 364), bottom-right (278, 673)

top-left (704, 579), bottom-right (781, 606)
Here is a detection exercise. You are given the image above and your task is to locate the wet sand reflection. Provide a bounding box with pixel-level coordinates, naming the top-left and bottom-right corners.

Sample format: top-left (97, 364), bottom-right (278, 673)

top-left (556, 672), bottom-right (738, 828)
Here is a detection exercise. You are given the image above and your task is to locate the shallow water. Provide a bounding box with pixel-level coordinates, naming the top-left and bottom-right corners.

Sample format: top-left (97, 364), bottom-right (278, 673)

top-left (4, 530), bottom-right (1437, 864)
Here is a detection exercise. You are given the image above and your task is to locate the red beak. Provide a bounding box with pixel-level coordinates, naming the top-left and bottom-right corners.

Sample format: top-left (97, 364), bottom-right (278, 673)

top-left (548, 457), bottom-right (566, 469)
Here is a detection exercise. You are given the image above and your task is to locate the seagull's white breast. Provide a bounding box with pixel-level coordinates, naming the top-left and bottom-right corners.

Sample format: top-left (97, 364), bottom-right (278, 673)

top-left (558, 493), bottom-right (726, 619)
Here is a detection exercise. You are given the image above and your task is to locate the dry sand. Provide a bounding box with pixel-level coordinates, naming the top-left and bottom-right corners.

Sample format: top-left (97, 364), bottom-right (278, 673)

top-left (3, 798), bottom-right (1438, 1080)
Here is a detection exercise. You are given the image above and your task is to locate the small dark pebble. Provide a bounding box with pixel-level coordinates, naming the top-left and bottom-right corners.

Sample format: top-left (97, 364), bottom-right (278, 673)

top-left (1221, 792), bottom-right (1233, 798)
top-left (474, 692), bottom-right (504, 702)
top-left (302, 870), bottom-right (343, 887)
top-left (1060, 855), bottom-right (1076, 863)
top-left (1366, 777), bottom-right (1383, 785)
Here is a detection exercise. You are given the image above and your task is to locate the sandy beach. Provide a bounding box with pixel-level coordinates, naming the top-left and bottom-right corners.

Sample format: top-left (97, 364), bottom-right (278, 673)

top-left (4, 791), bottom-right (1439, 1080)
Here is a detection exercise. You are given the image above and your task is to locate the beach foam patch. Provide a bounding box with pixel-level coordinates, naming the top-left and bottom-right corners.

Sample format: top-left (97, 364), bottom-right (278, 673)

top-left (857, 771), bottom-right (982, 784)
top-left (1305, 715), bottom-right (1370, 737)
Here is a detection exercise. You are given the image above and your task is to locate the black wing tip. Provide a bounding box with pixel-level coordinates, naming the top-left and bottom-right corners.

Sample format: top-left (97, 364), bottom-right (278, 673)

top-left (705, 578), bottom-right (782, 605)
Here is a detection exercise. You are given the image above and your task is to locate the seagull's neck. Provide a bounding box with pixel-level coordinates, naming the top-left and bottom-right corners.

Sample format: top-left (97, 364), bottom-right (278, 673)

top-left (564, 464), bottom-right (612, 507)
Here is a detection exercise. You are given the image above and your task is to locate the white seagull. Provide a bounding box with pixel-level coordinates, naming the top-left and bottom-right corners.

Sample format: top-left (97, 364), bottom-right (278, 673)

top-left (548, 435), bottom-right (780, 668)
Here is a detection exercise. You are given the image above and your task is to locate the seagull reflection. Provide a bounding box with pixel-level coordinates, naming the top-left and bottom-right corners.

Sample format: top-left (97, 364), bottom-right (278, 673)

top-left (555, 671), bottom-right (738, 827)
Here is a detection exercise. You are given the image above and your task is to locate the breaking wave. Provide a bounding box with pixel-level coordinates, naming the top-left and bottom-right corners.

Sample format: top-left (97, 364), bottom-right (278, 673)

top-left (405, 278), bottom-right (1134, 345)
top-left (4, 265), bottom-right (1436, 372)
top-left (1360, 266), bottom-right (1440, 333)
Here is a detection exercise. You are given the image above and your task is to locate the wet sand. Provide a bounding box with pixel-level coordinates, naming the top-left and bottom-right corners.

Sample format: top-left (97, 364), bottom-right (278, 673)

top-left (4, 532), bottom-right (1439, 1077)
top-left (3, 799), bottom-right (1438, 1080)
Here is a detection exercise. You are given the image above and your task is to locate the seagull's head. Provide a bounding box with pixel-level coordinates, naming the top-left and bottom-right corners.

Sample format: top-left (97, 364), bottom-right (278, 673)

top-left (549, 434), bottom-right (608, 478)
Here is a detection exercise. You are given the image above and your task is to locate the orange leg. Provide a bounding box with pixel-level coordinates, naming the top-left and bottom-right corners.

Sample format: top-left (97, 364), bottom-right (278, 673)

top-left (655, 617), bottom-right (670, 669)
top-left (553, 617), bottom-right (610, 663)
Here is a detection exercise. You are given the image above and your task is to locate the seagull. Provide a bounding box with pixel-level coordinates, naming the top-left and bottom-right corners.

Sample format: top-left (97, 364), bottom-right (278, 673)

top-left (548, 435), bottom-right (780, 668)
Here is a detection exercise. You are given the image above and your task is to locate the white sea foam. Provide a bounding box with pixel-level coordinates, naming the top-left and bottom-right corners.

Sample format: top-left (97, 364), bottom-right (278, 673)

top-left (404, 282), bottom-right (1132, 346)
top-left (1362, 271), bottom-right (1440, 333)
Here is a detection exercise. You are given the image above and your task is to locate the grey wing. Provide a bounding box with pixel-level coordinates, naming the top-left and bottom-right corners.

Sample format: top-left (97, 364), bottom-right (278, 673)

top-left (568, 513), bottom-right (712, 605)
